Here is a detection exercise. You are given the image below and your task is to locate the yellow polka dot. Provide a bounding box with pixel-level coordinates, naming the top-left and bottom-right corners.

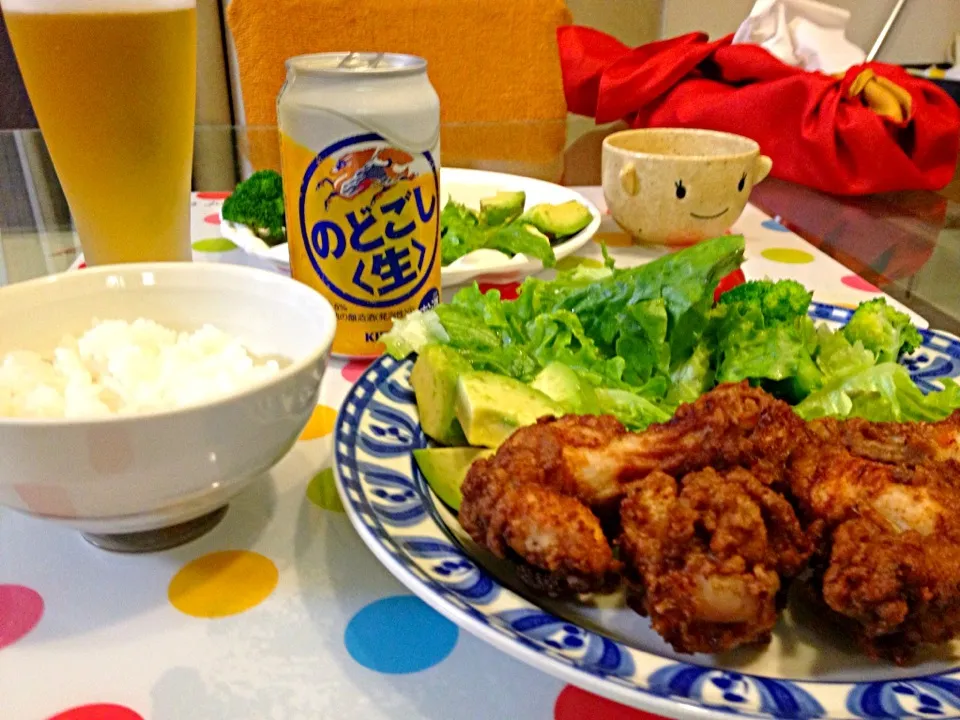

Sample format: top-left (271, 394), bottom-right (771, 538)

top-left (760, 248), bottom-right (814, 264)
top-left (168, 550), bottom-right (279, 618)
top-left (306, 468), bottom-right (344, 512)
top-left (591, 231), bottom-right (634, 248)
top-left (300, 404), bottom-right (337, 440)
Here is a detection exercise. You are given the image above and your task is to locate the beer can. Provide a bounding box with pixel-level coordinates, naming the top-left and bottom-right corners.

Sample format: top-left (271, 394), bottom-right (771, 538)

top-left (278, 52), bottom-right (441, 358)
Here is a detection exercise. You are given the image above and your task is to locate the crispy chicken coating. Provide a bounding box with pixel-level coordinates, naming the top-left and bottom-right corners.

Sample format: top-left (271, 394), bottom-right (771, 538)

top-left (619, 467), bottom-right (812, 654)
top-left (807, 413), bottom-right (960, 470)
top-left (572, 383), bottom-right (807, 489)
top-left (459, 414), bottom-right (627, 597)
top-left (789, 421), bottom-right (960, 662)
top-left (457, 381), bottom-right (960, 662)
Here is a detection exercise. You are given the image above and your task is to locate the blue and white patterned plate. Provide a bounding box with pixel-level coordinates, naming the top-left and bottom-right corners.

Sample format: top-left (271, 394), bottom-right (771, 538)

top-left (333, 302), bottom-right (960, 720)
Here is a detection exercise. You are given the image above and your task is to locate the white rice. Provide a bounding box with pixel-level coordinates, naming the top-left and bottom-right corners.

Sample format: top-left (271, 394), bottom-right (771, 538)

top-left (0, 319), bottom-right (281, 418)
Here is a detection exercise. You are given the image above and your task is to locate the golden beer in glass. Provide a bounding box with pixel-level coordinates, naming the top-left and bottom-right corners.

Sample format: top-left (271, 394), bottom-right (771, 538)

top-left (3, 0), bottom-right (196, 264)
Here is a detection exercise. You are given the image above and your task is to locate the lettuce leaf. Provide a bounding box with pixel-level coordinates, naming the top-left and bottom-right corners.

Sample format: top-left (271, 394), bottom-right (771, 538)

top-left (383, 310), bottom-right (449, 357)
top-left (795, 364), bottom-right (960, 423)
top-left (384, 233), bottom-right (958, 432)
top-left (483, 224), bottom-right (556, 268)
top-left (439, 199), bottom-right (557, 267)
top-left (596, 388), bottom-right (672, 430)
top-left (383, 234), bottom-right (746, 429)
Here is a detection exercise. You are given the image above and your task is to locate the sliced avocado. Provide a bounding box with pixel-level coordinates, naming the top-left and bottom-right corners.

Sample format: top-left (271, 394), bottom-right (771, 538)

top-left (521, 200), bottom-right (593, 239)
top-left (455, 371), bottom-right (563, 448)
top-left (410, 345), bottom-right (473, 445)
top-left (413, 446), bottom-right (495, 511)
top-left (480, 190), bottom-right (526, 226)
top-left (531, 362), bottom-right (600, 414)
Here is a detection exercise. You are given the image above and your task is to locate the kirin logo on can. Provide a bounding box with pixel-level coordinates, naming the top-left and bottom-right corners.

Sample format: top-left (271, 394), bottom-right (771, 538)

top-left (317, 147), bottom-right (415, 209)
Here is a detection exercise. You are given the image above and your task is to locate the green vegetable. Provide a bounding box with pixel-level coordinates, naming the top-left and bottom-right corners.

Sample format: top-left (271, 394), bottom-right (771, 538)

top-left (385, 234), bottom-right (744, 429)
top-left (481, 224), bottom-right (555, 268)
top-left (440, 201), bottom-right (484, 264)
top-left (480, 191), bottom-right (525, 226)
top-left (221, 170), bottom-right (286, 246)
top-left (383, 310), bottom-right (449, 358)
top-left (796, 365), bottom-right (960, 423)
top-left (410, 345), bottom-right (472, 445)
top-left (384, 233), bottom-right (960, 431)
top-left (531, 362), bottom-right (601, 414)
top-left (520, 200), bottom-right (593, 239)
top-left (595, 388), bottom-right (672, 429)
top-left (840, 297), bottom-right (923, 363)
top-left (414, 446), bottom-right (494, 511)
top-left (709, 280), bottom-right (821, 401)
top-left (666, 343), bottom-right (714, 406)
top-left (455, 371), bottom-right (563, 447)
top-left (718, 279), bottom-right (812, 324)
top-left (438, 196), bottom-right (591, 268)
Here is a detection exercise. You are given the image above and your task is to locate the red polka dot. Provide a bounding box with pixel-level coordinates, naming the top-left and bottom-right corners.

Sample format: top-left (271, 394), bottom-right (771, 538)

top-left (554, 685), bottom-right (666, 720)
top-left (0, 584), bottom-right (44, 650)
top-left (77, 262), bottom-right (86, 270)
top-left (196, 191), bottom-right (232, 200)
top-left (478, 281), bottom-right (520, 301)
top-left (341, 358), bottom-right (374, 383)
top-left (840, 274), bottom-right (880, 293)
top-left (47, 705), bottom-right (144, 720)
top-left (203, 213), bottom-right (221, 225)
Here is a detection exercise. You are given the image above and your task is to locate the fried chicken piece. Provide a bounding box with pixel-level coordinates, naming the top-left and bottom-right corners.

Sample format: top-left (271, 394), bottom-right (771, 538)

top-left (789, 424), bottom-right (960, 662)
top-left (460, 384), bottom-right (805, 599)
top-left (464, 413), bottom-right (631, 507)
top-left (822, 517), bottom-right (960, 662)
top-left (460, 414), bottom-right (626, 597)
top-left (572, 382), bottom-right (807, 490)
top-left (619, 467), bottom-right (812, 654)
top-left (807, 413), bottom-right (960, 471)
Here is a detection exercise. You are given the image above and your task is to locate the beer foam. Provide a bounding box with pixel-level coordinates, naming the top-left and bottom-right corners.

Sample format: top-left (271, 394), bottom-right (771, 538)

top-left (0, 0), bottom-right (193, 12)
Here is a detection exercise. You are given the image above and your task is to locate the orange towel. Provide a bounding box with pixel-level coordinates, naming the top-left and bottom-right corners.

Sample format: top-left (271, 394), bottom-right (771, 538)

top-left (227, 0), bottom-right (570, 178)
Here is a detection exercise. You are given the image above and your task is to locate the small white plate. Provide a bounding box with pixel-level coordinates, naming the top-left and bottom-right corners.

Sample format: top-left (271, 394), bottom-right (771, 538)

top-left (219, 167), bottom-right (602, 286)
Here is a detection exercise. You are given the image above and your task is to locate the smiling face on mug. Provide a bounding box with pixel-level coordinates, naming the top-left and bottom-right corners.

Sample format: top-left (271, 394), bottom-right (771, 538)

top-left (602, 129), bottom-right (773, 246)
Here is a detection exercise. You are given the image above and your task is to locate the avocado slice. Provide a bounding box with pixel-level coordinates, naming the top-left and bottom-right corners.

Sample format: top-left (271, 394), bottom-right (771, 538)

top-left (410, 345), bottom-right (473, 445)
top-left (480, 190), bottom-right (526, 226)
top-left (521, 200), bottom-right (593, 239)
top-left (531, 362), bottom-right (600, 414)
top-left (455, 371), bottom-right (564, 448)
top-left (413, 446), bottom-right (494, 511)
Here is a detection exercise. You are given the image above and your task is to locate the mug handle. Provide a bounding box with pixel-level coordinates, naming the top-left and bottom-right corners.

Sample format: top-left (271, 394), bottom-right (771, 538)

top-left (619, 163), bottom-right (640, 196)
top-left (754, 155), bottom-right (773, 184)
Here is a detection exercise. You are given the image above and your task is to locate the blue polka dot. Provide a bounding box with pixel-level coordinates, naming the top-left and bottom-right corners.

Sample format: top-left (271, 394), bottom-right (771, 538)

top-left (761, 218), bottom-right (789, 232)
top-left (344, 595), bottom-right (458, 673)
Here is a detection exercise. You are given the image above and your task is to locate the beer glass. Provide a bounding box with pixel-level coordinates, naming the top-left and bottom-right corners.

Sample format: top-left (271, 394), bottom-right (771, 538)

top-left (3, 0), bottom-right (196, 264)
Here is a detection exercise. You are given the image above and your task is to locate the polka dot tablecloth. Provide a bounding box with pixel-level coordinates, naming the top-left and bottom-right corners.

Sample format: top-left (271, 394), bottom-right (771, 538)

top-left (0, 190), bottom-right (926, 720)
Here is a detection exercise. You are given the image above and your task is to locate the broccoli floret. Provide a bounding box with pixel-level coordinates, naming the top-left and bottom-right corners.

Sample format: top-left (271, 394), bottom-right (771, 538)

top-left (841, 298), bottom-right (922, 363)
top-left (718, 279), bottom-right (812, 324)
top-left (220, 170), bottom-right (286, 246)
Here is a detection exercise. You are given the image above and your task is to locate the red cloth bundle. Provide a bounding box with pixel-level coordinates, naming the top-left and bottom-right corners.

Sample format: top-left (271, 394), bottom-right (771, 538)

top-left (559, 27), bottom-right (960, 195)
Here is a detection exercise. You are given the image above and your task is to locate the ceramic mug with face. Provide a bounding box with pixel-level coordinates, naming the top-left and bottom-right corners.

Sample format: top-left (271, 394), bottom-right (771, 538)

top-left (602, 128), bottom-right (773, 245)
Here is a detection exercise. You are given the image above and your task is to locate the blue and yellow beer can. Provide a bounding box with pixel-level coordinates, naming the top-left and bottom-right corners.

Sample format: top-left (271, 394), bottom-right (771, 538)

top-left (278, 53), bottom-right (441, 357)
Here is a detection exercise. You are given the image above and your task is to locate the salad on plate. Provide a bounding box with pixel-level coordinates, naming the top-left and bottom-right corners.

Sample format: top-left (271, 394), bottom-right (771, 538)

top-left (219, 169), bottom-right (598, 280)
top-left (386, 234), bottom-right (959, 452)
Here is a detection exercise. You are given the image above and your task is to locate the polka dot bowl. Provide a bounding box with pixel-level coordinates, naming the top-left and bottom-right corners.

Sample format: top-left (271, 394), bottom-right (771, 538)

top-left (0, 263), bottom-right (336, 535)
